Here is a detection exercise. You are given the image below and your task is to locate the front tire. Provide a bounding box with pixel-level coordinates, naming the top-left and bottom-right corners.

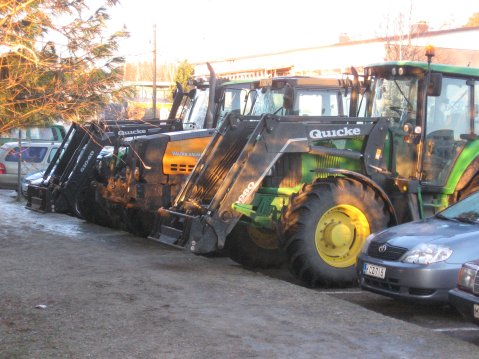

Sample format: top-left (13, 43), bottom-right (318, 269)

top-left (123, 207), bottom-right (154, 237)
top-left (281, 177), bottom-right (390, 287)
top-left (225, 220), bottom-right (286, 268)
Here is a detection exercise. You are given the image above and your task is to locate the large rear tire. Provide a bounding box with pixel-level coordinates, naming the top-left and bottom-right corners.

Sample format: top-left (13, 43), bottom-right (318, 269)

top-left (281, 177), bottom-right (390, 287)
top-left (74, 185), bottom-right (96, 220)
top-left (225, 220), bottom-right (286, 269)
top-left (75, 186), bottom-right (116, 228)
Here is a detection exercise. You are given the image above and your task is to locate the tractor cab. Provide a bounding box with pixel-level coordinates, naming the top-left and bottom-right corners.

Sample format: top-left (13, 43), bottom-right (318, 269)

top-left (360, 58), bottom-right (479, 217)
top-left (244, 77), bottom-right (348, 117)
top-left (171, 81), bottom-right (209, 130)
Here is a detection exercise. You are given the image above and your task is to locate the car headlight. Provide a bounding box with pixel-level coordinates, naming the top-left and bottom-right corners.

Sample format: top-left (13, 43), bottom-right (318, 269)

top-left (402, 243), bottom-right (453, 264)
top-left (360, 233), bottom-right (376, 254)
top-left (457, 265), bottom-right (478, 293)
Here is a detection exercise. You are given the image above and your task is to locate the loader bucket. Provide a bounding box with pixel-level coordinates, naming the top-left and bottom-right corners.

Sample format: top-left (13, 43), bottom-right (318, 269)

top-left (26, 183), bottom-right (52, 213)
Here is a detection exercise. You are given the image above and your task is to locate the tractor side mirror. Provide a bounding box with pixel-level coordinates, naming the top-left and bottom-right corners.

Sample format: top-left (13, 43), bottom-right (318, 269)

top-left (283, 83), bottom-right (294, 110)
top-left (427, 73), bottom-right (442, 97)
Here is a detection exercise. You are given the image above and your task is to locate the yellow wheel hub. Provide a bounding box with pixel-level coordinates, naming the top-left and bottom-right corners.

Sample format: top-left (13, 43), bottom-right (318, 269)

top-left (247, 226), bottom-right (279, 250)
top-left (315, 204), bottom-right (370, 268)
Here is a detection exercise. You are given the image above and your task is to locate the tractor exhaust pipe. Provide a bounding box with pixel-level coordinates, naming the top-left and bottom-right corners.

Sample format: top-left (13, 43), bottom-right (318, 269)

top-left (205, 62), bottom-right (216, 128)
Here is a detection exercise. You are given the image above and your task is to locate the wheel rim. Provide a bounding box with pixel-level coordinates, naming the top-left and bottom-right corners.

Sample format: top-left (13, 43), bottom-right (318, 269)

top-left (315, 204), bottom-right (370, 268)
top-left (247, 226), bottom-right (279, 250)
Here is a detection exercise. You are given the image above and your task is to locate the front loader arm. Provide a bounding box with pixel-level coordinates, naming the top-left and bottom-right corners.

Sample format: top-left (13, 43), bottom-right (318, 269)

top-left (189, 115), bottom-right (311, 251)
top-left (27, 120), bottom-right (174, 214)
top-left (154, 114), bottom-right (389, 255)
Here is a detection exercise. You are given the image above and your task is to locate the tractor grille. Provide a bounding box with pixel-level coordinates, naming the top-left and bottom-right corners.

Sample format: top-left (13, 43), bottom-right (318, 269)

top-left (367, 242), bottom-right (408, 261)
top-left (169, 164), bottom-right (195, 173)
top-left (315, 154), bottom-right (342, 170)
top-left (263, 153), bottom-right (303, 188)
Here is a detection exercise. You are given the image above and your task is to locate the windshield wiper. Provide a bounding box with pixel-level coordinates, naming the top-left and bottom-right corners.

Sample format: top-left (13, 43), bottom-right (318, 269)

top-left (437, 212), bottom-right (479, 224)
top-left (435, 213), bottom-right (455, 221)
top-left (393, 79), bottom-right (414, 113)
top-left (451, 216), bottom-right (479, 224)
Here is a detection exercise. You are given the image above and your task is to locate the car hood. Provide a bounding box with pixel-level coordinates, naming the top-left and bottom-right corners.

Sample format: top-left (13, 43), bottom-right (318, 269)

top-left (24, 170), bottom-right (46, 182)
top-left (373, 217), bottom-right (479, 263)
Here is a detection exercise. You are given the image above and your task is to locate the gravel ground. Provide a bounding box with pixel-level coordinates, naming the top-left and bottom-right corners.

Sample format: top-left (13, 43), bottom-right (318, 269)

top-left (0, 189), bottom-right (478, 359)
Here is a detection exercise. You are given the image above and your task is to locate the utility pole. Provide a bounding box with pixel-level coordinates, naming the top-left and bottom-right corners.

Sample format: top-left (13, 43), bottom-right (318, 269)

top-left (152, 24), bottom-right (157, 119)
top-left (16, 129), bottom-right (22, 202)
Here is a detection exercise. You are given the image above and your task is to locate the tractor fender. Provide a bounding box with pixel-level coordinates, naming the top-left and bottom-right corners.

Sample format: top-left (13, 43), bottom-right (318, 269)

top-left (454, 156), bottom-right (479, 192)
top-left (317, 168), bottom-right (398, 226)
top-left (452, 156), bottom-right (479, 199)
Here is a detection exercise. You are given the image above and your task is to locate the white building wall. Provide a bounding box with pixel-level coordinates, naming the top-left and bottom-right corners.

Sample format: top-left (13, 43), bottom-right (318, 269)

top-left (194, 27), bottom-right (479, 80)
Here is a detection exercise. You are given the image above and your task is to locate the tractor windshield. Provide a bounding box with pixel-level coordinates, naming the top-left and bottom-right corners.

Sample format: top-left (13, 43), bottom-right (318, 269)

top-left (368, 75), bottom-right (419, 179)
top-left (218, 87), bottom-right (249, 118)
top-left (295, 89), bottom-right (342, 116)
top-left (182, 89), bottom-right (209, 129)
top-left (248, 87), bottom-right (344, 116)
top-left (249, 87), bottom-right (285, 115)
top-left (370, 76), bottom-right (418, 126)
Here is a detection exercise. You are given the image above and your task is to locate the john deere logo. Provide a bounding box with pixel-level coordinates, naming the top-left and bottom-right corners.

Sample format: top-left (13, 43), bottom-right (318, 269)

top-left (378, 244), bottom-right (387, 253)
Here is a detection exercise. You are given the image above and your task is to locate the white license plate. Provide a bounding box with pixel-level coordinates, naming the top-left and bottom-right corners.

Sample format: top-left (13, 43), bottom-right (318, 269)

top-left (363, 263), bottom-right (386, 279)
top-left (474, 304), bottom-right (479, 319)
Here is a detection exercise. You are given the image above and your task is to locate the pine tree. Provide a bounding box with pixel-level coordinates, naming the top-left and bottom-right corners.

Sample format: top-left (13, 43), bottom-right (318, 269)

top-left (0, 0), bottom-right (131, 133)
top-left (465, 12), bottom-right (479, 27)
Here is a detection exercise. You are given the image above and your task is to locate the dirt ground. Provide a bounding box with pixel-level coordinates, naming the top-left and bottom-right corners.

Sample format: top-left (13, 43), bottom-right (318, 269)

top-left (1, 189), bottom-right (478, 359)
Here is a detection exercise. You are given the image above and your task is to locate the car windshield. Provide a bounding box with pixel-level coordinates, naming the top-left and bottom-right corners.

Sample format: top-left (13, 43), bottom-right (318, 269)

top-left (5, 146), bottom-right (48, 163)
top-left (438, 192), bottom-right (479, 223)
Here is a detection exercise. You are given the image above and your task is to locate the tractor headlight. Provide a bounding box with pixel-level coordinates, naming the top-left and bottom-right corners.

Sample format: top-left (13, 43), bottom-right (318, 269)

top-left (402, 243), bottom-right (453, 264)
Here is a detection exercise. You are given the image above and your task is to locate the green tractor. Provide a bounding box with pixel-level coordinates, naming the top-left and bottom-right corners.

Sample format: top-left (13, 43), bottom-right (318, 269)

top-left (150, 49), bottom-right (479, 287)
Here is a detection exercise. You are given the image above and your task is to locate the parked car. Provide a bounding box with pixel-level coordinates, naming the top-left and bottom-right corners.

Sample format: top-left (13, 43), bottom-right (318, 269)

top-left (0, 141), bottom-right (61, 190)
top-left (21, 170), bottom-right (47, 198)
top-left (356, 191), bottom-right (479, 304)
top-left (0, 124), bottom-right (66, 145)
top-left (20, 145), bottom-right (110, 198)
top-left (449, 260), bottom-right (479, 325)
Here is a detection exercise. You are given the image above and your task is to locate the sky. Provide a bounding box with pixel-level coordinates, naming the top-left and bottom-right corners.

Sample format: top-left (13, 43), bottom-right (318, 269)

top-left (103, 0), bottom-right (479, 63)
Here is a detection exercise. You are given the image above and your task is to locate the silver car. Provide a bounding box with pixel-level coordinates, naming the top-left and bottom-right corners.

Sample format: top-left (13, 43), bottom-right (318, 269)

top-left (448, 259), bottom-right (479, 325)
top-left (0, 141), bottom-right (60, 190)
top-left (357, 192), bottom-right (479, 304)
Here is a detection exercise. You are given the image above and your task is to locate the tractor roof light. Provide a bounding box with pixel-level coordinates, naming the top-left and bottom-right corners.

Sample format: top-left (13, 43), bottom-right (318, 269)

top-left (425, 45), bottom-right (435, 63)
